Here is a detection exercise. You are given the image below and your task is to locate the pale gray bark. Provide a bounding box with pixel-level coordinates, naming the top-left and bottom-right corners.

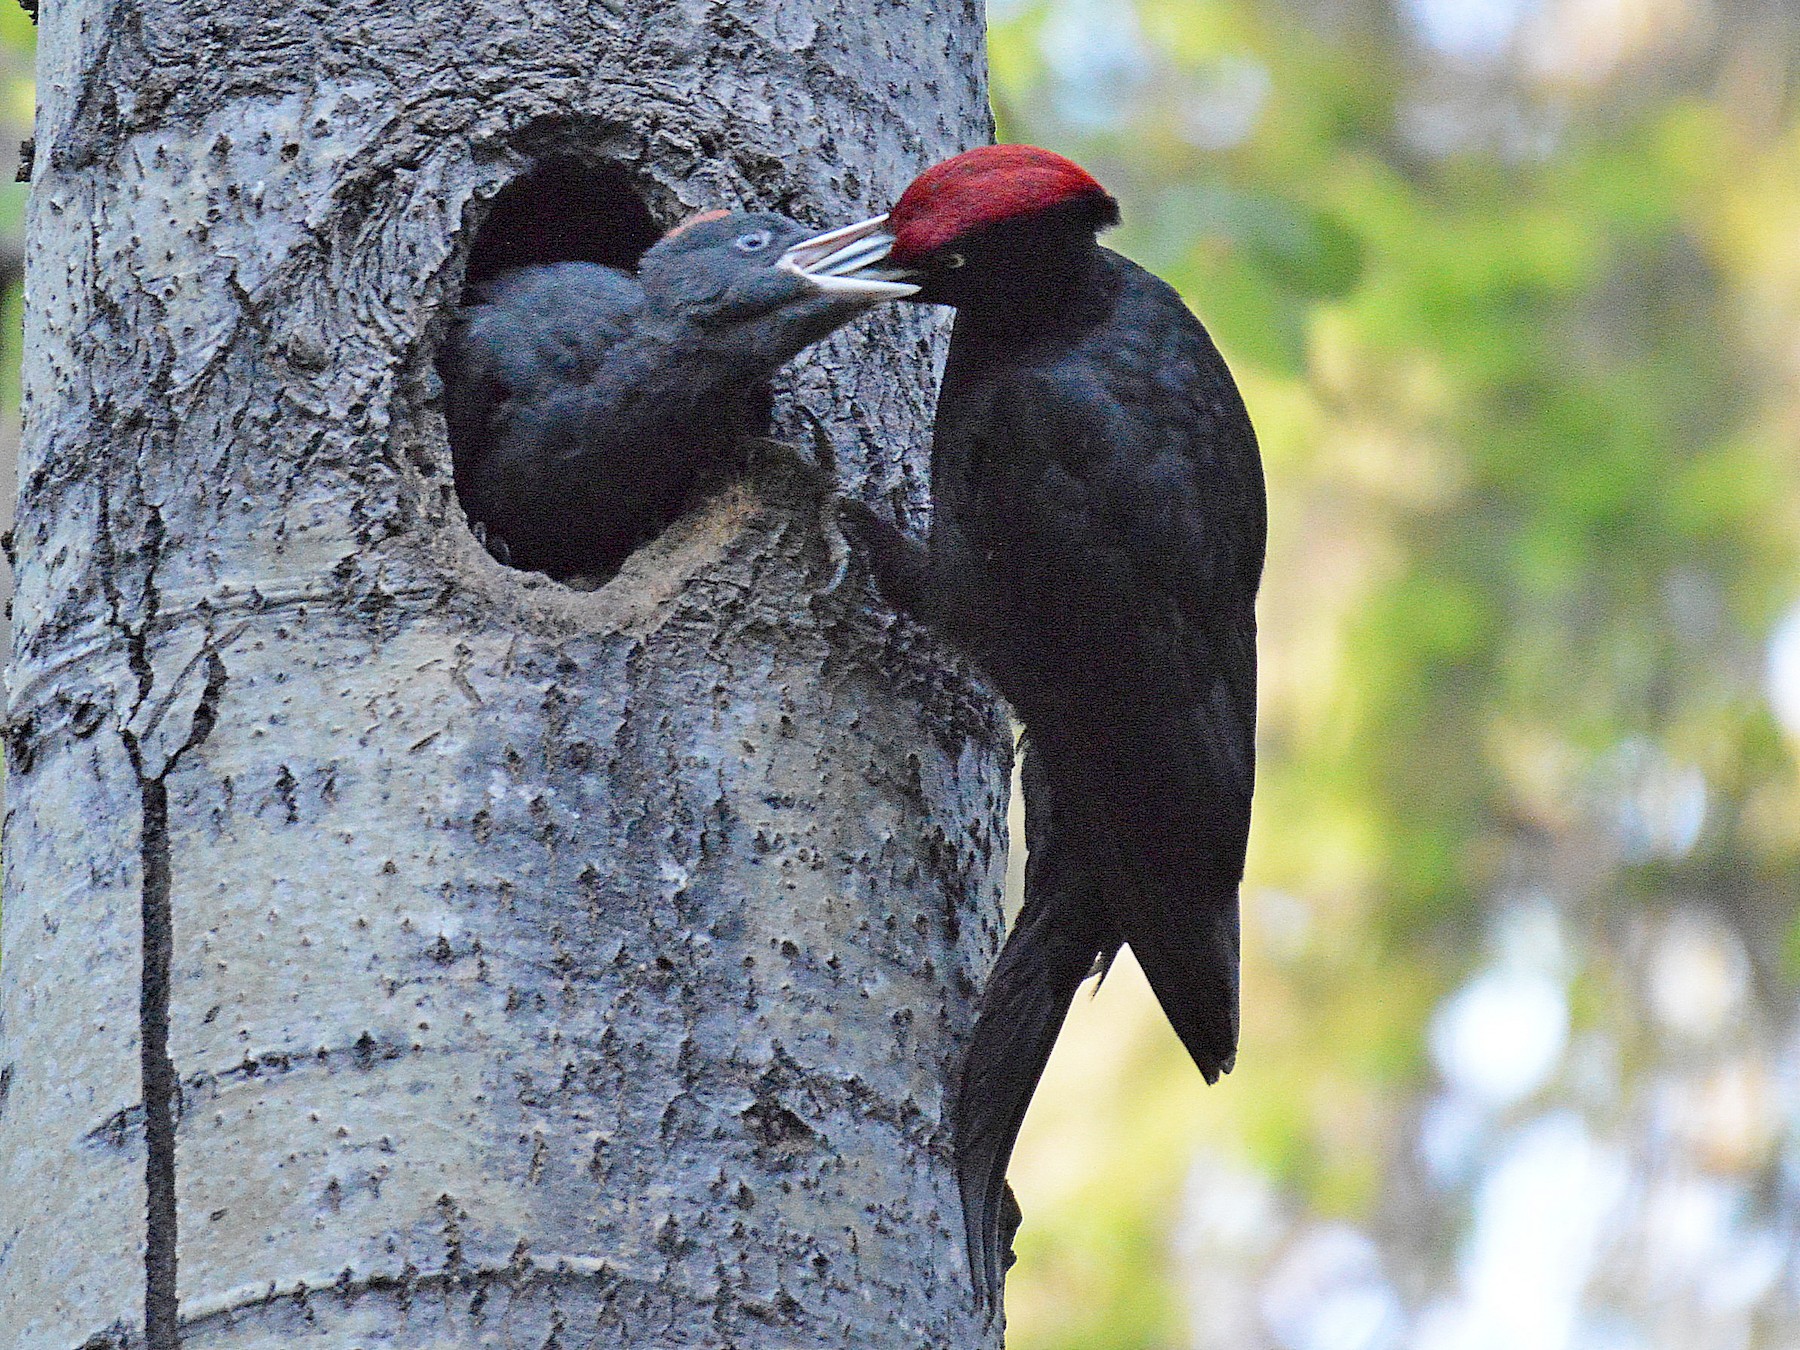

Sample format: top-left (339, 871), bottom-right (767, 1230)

top-left (0, 1), bottom-right (1000, 1346)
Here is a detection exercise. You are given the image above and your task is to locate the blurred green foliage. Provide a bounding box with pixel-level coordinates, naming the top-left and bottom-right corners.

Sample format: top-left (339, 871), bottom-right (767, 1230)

top-left (0, 0), bottom-right (28, 836)
top-left (0, 0), bottom-right (28, 412)
top-left (992, 2), bottom-right (1800, 1345)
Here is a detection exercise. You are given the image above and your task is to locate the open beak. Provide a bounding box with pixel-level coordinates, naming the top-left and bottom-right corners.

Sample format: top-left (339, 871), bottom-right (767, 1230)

top-left (778, 214), bottom-right (919, 301)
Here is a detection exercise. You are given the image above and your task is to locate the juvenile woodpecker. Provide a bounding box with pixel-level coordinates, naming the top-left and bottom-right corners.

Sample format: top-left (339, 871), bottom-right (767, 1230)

top-left (441, 209), bottom-right (914, 580)
top-left (786, 147), bottom-right (1264, 1305)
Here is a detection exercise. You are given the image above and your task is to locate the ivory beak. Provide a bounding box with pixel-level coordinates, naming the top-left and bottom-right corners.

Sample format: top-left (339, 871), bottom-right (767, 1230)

top-left (777, 215), bottom-right (919, 301)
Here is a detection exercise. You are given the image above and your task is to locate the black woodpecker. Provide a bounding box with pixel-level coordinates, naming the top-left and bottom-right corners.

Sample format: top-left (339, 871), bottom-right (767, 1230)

top-left (785, 145), bottom-right (1265, 1306)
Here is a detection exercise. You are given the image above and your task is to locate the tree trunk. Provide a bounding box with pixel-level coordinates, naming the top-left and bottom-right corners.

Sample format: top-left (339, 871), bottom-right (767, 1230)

top-left (0, 2), bottom-right (999, 1346)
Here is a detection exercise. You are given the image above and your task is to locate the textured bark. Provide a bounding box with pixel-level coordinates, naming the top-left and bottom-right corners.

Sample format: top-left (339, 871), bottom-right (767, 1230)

top-left (0, 1), bottom-right (1000, 1346)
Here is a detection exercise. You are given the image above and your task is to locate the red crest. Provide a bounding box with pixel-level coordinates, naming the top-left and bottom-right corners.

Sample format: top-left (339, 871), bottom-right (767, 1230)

top-left (887, 146), bottom-right (1116, 263)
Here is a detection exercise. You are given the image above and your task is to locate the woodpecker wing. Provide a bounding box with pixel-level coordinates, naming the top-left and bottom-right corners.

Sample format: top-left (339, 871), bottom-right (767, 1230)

top-left (939, 251), bottom-right (1263, 1084)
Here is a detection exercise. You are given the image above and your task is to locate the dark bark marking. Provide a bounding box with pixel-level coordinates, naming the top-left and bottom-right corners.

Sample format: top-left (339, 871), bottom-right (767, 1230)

top-left (123, 646), bottom-right (227, 1350)
top-left (132, 766), bottom-right (181, 1350)
top-left (99, 493), bottom-right (233, 1350)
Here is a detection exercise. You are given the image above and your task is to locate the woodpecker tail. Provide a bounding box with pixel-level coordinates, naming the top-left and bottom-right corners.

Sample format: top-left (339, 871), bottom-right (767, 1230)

top-left (952, 743), bottom-right (1105, 1313)
top-left (952, 879), bottom-right (1099, 1312)
top-left (1105, 687), bottom-right (1250, 1086)
top-left (1115, 860), bottom-right (1240, 1083)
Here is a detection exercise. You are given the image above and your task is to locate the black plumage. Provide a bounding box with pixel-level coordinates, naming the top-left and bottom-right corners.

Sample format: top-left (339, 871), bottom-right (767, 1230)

top-left (441, 210), bottom-right (906, 580)
top-left (792, 147), bottom-right (1264, 1305)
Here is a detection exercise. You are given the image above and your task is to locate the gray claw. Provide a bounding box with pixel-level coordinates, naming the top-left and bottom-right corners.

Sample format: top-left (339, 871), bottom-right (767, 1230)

top-left (799, 406), bottom-right (839, 478)
top-left (795, 409), bottom-right (855, 595)
top-left (819, 496), bottom-right (855, 596)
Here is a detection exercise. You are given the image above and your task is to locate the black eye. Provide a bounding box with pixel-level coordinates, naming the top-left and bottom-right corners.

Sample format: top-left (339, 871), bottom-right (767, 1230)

top-left (734, 230), bottom-right (773, 253)
top-left (942, 253), bottom-right (967, 270)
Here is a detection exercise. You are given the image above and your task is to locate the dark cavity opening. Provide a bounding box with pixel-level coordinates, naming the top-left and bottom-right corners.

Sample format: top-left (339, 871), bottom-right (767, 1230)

top-left (444, 158), bottom-right (682, 586)
top-left (464, 158), bottom-right (661, 285)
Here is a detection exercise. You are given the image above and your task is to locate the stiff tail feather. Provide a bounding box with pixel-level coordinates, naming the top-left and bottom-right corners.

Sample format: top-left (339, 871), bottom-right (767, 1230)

top-left (951, 740), bottom-right (1105, 1311)
top-left (951, 882), bottom-right (1099, 1310)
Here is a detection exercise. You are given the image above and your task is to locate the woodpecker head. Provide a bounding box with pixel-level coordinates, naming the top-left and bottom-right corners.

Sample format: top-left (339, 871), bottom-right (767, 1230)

top-left (640, 209), bottom-right (917, 367)
top-left (782, 146), bottom-right (1121, 306)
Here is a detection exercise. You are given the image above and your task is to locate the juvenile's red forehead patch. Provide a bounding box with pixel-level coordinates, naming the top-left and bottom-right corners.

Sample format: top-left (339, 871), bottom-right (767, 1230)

top-left (887, 145), bottom-right (1115, 263)
top-left (661, 209), bottom-right (733, 241)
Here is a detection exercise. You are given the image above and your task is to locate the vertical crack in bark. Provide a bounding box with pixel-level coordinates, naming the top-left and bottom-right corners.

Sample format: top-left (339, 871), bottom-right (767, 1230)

top-left (120, 646), bottom-right (227, 1350)
top-left (99, 495), bottom-right (230, 1349)
top-left (132, 764), bottom-right (180, 1350)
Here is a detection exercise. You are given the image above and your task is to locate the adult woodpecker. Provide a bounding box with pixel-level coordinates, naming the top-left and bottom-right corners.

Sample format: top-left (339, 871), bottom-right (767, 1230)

top-left (785, 146), bottom-right (1265, 1304)
top-left (441, 209), bottom-right (915, 581)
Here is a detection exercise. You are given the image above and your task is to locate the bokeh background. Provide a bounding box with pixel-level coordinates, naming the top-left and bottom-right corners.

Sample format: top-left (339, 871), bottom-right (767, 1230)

top-left (1, 0), bottom-right (1798, 1346)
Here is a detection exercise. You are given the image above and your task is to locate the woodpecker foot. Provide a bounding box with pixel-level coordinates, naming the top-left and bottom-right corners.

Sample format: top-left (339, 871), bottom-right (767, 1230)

top-left (999, 1182), bottom-right (1023, 1270)
top-left (786, 410), bottom-right (857, 595)
top-left (808, 497), bottom-right (857, 597)
top-left (798, 405), bottom-right (840, 478)
top-left (835, 496), bottom-right (930, 617)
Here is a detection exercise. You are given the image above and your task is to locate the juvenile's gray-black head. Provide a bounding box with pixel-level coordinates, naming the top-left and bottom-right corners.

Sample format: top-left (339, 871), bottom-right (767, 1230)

top-left (638, 210), bottom-right (912, 370)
